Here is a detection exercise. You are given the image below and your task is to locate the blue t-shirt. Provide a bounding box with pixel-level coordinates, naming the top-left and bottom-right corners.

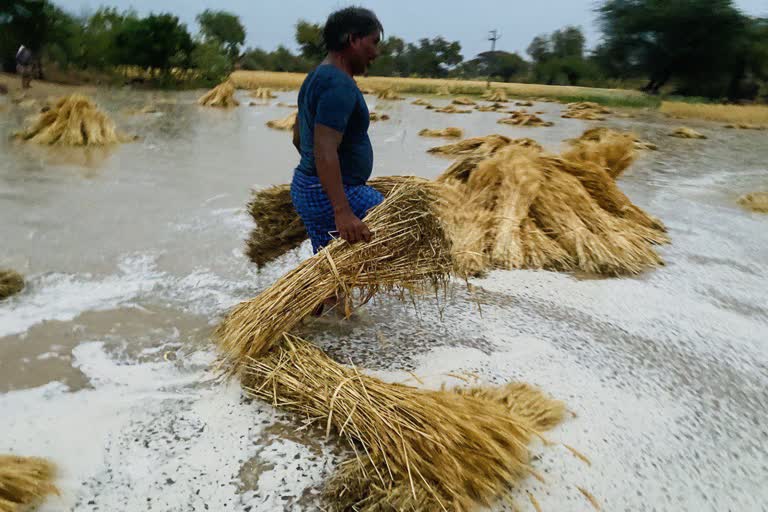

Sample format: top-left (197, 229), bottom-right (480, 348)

top-left (295, 64), bottom-right (373, 186)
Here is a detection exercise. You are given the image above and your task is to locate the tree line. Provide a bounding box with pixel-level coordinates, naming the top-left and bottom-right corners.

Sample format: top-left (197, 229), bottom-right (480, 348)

top-left (1, 0), bottom-right (766, 101)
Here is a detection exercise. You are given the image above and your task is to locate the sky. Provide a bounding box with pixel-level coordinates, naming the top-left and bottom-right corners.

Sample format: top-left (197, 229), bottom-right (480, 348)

top-left (54, 0), bottom-right (768, 59)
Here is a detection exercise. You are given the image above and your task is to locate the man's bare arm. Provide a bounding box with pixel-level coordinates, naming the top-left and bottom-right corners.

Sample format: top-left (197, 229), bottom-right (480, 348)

top-left (314, 124), bottom-right (371, 244)
top-left (292, 119), bottom-right (301, 153)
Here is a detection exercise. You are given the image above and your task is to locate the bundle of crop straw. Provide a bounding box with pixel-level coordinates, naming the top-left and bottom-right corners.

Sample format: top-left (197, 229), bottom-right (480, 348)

top-left (572, 127), bottom-right (657, 152)
top-left (249, 87), bottom-right (277, 100)
top-left (377, 88), bottom-right (404, 100)
top-left (276, 102), bottom-right (298, 108)
top-left (198, 81), bottom-right (240, 108)
top-left (452, 97), bottom-right (477, 106)
top-left (245, 176), bottom-right (412, 268)
top-left (498, 111), bottom-right (554, 127)
top-left (418, 127), bottom-right (463, 138)
top-left (266, 111), bottom-right (297, 131)
top-left (369, 111), bottom-right (390, 122)
top-left (724, 123), bottom-right (765, 130)
top-left (670, 127), bottom-right (706, 139)
top-left (476, 103), bottom-right (506, 112)
top-left (0, 455), bottom-right (58, 512)
top-left (434, 105), bottom-right (472, 114)
top-left (737, 192), bottom-right (768, 213)
top-left (412, 98), bottom-right (433, 107)
top-left (218, 181), bottom-right (452, 370)
top-left (428, 135), bottom-right (541, 158)
top-left (566, 128), bottom-right (655, 175)
top-left (562, 102), bottom-right (611, 121)
top-left (483, 89), bottom-right (508, 102)
top-left (15, 95), bottom-right (129, 146)
top-left (0, 270), bottom-right (24, 300)
top-left (439, 138), bottom-right (668, 277)
top-left (515, 100), bottom-right (534, 107)
top-left (242, 334), bottom-right (568, 512)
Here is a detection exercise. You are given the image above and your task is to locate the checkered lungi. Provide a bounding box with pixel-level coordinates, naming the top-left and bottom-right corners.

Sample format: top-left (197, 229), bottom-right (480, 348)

top-left (290, 170), bottom-right (384, 252)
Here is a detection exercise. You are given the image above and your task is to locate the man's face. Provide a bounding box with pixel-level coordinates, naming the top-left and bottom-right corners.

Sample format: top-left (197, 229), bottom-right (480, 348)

top-left (348, 31), bottom-right (380, 75)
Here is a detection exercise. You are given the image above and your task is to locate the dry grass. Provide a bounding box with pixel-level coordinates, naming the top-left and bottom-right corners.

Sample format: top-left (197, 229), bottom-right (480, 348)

top-left (737, 192), bottom-right (768, 213)
top-left (515, 101), bottom-right (534, 107)
top-left (229, 71), bottom-right (646, 104)
top-left (475, 102), bottom-right (507, 112)
top-left (438, 137), bottom-right (668, 277)
top-left (670, 127), bottom-right (706, 139)
top-left (369, 112), bottom-right (390, 122)
top-left (0, 270), bottom-right (24, 300)
top-left (411, 98), bottom-right (434, 108)
top-left (660, 101), bottom-right (768, 125)
top-left (249, 87), bottom-right (276, 100)
top-left (497, 111), bottom-right (554, 127)
top-left (266, 111), bottom-right (297, 131)
top-left (15, 95), bottom-right (129, 146)
top-left (452, 96), bottom-right (477, 106)
top-left (198, 81), bottom-right (239, 108)
top-left (245, 176), bottom-right (414, 268)
top-left (418, 127), bottom-right (463, 139)
top-left (276, 102), bottom-right (298, 108)
top-left (724, 123), bottom-right (766, 130)
top-left (434, 105), bottom-right (472, 114)
top-left (241, 129), bottom-right (665, 280)
top-left (377, 88), bottom-right (404, 100)
top-left (561, 102), bottom-right (612, 121)
top-left (242, 334), bottom-right (566, 512)
top-left (217, 181), bottom-right (452, 372)
top-left (429, 135), bottom-right (541, 158)
top-left (565, 128), bottom-right (653, 176)
top-left (483, 89), bottom-right (509, 102)
top-left (0, 455), bottom-right (58, 512)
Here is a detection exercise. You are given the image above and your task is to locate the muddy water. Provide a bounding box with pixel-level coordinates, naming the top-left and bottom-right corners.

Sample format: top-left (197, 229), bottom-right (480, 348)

top-left (1, 89), bottom-right (767, 511)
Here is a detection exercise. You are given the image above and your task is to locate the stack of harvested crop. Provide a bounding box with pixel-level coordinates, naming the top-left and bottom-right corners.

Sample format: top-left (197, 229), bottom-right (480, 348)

top-left (498, 111), bottom-right (554, 127)
top-left (198, 81), bottom-right (240, 108)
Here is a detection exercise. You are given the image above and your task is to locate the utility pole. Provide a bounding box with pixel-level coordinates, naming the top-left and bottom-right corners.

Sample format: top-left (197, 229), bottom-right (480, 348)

top-left (487, 29), bottom-right (501, 89)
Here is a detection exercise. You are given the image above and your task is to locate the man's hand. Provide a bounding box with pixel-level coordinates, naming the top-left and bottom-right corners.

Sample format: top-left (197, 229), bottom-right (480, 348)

top-left (335, 209), bottom-right (372, 244)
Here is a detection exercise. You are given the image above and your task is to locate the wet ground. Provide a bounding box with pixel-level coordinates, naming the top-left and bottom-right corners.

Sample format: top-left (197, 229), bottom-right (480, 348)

top-left (1, 88), bottom-right (767, 511)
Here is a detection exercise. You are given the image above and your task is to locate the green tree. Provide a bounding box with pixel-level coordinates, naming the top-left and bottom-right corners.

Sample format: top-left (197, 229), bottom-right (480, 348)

top-left (597, 0), bottom-right (747, 96)
top-left (196, 9), bottom-right (245, 61)
top-left (526, 35), bottom-right (551, 64)
top-left (115, 14), bottom-right (193, 73)
top-left (368, 36), bottom-right (405, 76)
top-left (551, 26), bottom-right (585, 59)
top-left (401, 37), bottom-right (462, 77)
top-left (80, 8), bottom-right (137, 69)
top-left (527, 27), bottom-right (592, 85)
top-left (471, 51), bottom-right (528, 82)
top-left (190, 41), bottom-right (232, 83)
top-left (295, 20), bottom-right (324, 64)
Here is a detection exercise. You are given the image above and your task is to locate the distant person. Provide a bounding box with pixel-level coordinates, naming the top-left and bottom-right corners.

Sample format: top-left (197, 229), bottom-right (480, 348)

top-left (16, 45), bottom-right (33, 89)
top-left (290, 7), bottom-right (383, 255)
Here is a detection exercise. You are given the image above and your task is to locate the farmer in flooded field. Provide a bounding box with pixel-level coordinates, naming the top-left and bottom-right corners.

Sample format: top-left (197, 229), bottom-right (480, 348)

top-left (16, 45), bottom-right (34, 89)
top-left (290, 7), bottom-right (383, 254)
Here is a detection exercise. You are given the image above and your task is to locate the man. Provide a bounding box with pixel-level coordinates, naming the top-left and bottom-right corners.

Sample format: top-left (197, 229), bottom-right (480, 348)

top-left (15, 45), bottom-right (34, 89)
top-left (290, 7), bottom-right (383, 254)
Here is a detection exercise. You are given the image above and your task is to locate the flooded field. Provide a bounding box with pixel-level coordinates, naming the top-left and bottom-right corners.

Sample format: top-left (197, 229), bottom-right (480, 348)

top-left (1, 88), bottom-right (767, 511)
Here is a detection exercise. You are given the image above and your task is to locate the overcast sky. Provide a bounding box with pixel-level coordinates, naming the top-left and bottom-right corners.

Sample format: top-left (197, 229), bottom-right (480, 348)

top-left (55, 0), bottom-right (768, 59)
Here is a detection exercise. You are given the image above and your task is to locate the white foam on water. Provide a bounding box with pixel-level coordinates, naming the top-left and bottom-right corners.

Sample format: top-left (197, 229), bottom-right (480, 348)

top-left (0, 255), bottom-right (162, 338)
top-left (0, 341), bottom-right (330, 511)
top-left (371, 333), bottom-right (765, 511)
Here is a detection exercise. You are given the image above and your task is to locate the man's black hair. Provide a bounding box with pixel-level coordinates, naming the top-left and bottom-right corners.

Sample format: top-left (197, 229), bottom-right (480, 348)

top-left (323, 7), bottom-right (383, 52)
